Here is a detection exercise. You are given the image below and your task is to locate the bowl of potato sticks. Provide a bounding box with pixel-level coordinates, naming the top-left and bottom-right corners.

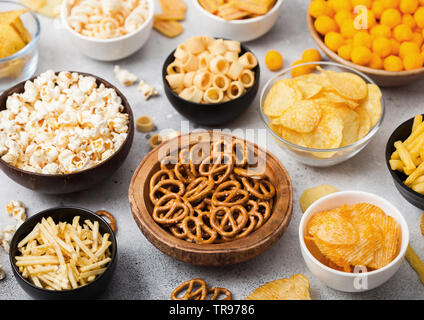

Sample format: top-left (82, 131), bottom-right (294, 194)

top-left (386, 114), bottom-right (424, 210)
top-left (163, 36), bottom-right (260, 126)
top-left (260, 61), bottom-right (385, 167)
top-left (193, 0), bottom-right (284, 42)
top-left (9, 207), bottom-right (117, 300)
top-left (0, 70), bottom-right (134, 194)
top-left (129, 131), bottom-right (293, 266)
top-left (299, 191), bottom-right (409, 292)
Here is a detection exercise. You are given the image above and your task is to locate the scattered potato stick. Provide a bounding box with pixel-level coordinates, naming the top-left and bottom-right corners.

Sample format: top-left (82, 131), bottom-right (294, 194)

top-left (420, 213), bottom-right (424, 236)
top-left (405, 245), bottom-right (424, 286)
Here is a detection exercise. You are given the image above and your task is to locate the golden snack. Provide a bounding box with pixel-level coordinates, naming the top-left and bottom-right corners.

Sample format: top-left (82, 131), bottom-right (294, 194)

top-left (166, 36), bottom-right (257, 104)
top-left (246, 274), bottom-right (311, 300)
top-left (420, 213), bottom-right (424, 236)
top-left (20, 0), bottom-right (62, 18)
top-left (149, 134), bottom-right (163, 149)
top-left (15, 216), bottom-right (112, 290)
top-left (309, 0), bottom-right (424, 71)
top-left (0, 9), bottom-right (31, 59)
top-left (136, 116), bottom-right (155, 133)
top-left (390, 115), bottom-right (424, 194)
top-left (154, 0), bottom-right (186, 37)
top-left (405, 244), bottom-right (424, 286)
top-left (171, 278), bottom-right (232, 300)
top-left (299, 184), bottom-right (339, 213)
top-left (263, 68), bottom-right (382, 158)
top-left (305, 203), bottom-right (400, 272)
top-left (149, 138), bottom-right (275, 244)
top-left (199, 0), bottom-right (276, 21)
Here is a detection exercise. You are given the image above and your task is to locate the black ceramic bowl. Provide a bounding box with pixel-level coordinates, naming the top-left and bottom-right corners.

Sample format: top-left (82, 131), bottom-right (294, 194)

top-left (0, 71), bottom-right (134, 194)
top-left (9, 207), bottom-right (117, 300)
top-left (162, 44), bottom-right (260, 126)
top-left (385, 115), bottom-right (424, 210)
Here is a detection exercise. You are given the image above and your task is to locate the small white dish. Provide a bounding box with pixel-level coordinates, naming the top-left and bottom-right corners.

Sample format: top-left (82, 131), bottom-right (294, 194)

top-left (60, 0), bottom-right (154, 61)
top-left (299, 190), bottom-right (409, 293)
top-left (192, 0), bottom-right (284, 42)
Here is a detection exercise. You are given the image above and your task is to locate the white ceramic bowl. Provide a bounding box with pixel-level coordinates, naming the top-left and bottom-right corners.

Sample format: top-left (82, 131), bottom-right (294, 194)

top-left (60, 0), bottom-right (154, 61)
top-left (299, 191), bottom-right (409, 293)
top-left (192, 0), bottom-right (284, 42)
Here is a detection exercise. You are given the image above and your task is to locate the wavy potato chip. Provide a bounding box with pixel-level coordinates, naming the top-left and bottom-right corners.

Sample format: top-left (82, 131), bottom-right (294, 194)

top-left (305, 203), bottom-right (400, 272)
top-left (322, 91), bottom-right (359, 109)
top-left (295, 79), bottom-right (322, 99)
top-left (308, 208), bottom-right (359, 245)
top-left (356, 107), bottom-right (372, 139)
top-left (305, 106), bottom-right (343, 149)
top-left (246, 274), bottom-right (311, 300)
top-left (333, 106), bottom-right (360, 147)
top-left (299, 184), bottom-right (339, 213)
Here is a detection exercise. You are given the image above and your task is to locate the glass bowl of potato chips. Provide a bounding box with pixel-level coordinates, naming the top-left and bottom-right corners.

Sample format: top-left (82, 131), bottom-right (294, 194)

top-left (260, 61), bottom-right (385, 167)
top-left (0, 1), bottom-right (40, 91)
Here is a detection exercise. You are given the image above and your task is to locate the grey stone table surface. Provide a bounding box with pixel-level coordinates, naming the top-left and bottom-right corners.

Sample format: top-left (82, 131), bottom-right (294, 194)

top-left (1, 0), bottom-right (424, 300)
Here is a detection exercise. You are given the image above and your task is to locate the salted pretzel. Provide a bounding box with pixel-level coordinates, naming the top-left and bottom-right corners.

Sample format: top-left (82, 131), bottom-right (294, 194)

top-left (96, 210), bottom-right (117, 233)
top-left (149, 136), bottom-right (276, 244)
top-left (171, 279), bottom-right (208, 300)
top-left (171, 279), bottom-right (232, 301)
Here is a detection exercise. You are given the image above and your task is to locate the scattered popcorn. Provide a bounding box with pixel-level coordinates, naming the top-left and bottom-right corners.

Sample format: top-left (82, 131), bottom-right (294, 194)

top-left (114, 66), bottom-right (138, 86)
top-left (0, 265), bottom-right (5, 280)
top-left (137, 80), bottom-right (158, 100)
top-left (6, 200), bottom-right (26, 224)
top-left (0, 70), bottom-right (129, 174)
top-left (0, 225), bottom-right (16, 253)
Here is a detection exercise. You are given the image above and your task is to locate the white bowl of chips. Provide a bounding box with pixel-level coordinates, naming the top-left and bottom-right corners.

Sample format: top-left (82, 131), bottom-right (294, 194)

top-left (60, 0), bottom-right (154, 61)
top-left (299, 191), bottom-right (409, 293)
top-left (192, 0), bottom-right (284, 42)
top-left (259, 61), bottom-right (385, 167)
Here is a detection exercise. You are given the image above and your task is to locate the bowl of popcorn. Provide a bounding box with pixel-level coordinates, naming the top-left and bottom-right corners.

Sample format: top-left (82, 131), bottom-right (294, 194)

top-left (0, 1), bottom-right (40, 91)
top-left (60, 0), bottom-right (154, 61)
top-left (192, 0), bottom-right (284, 42)
top-left (307, 0), bottom-right (424, 87)
top-left (163, 36), bottom-right (260, 126)
top-left (0, 70), bottom-right (134, 194)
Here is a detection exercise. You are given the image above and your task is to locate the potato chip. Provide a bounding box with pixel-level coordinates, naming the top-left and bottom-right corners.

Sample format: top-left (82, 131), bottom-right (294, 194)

top-left (278, 101), bottom-right (322, 134)
top-left (299, 184), bottom-right (339, 213)
top-left (356, 84), bottom-right (382, 128)
top-left (322, 91), bottom-right (359, 109)
top-left (305, 203), bottom-right (400, 272)
top-left (263, 79), bottom-right (302, 117)
top-left (324, 70), bottom-right (368, 101)
top-left (19, 0), bottom-right (62, 17)
top-left (294, 79), bottom-right (322, 99)
top-left (308, 208), bottom-right (359, 245)
top-left (153, 18), bottom-right (184, 38)
top-left (406, 245), bottom-right (424, 286)
top-left (305, 106), bottom-right (343, 149)
top-left (246, 274), bottom-right (311, 300)
top-left (356, 107), bottom-right (371, 139)
top-left (333, 105), bottom-right (360, 147)
top-left (233, 0), bottom-right (276, 15)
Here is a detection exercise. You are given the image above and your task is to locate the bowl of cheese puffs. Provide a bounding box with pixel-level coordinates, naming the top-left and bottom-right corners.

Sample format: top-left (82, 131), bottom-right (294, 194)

top-left (162, 36), bottom-right (260, 126)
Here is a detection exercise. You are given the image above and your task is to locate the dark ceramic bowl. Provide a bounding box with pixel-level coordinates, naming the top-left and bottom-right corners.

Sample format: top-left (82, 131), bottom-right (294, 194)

top-left (385, 115), bottom-right (424, 209)
top-left (162, 44), bottom-right (260, 126)
top-left (9, 207), bottom-right (117, 300)
top-left (0, 71), bottom-right (134, 194)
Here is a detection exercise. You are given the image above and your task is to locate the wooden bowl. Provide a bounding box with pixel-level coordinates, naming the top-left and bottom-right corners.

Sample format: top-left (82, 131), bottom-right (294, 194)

top-left (0, 71), bottom-right (134, 194)
top-left (128, 131), bottom-right (293, 266)
top-left (306, 14), bottom-right (424, 87)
